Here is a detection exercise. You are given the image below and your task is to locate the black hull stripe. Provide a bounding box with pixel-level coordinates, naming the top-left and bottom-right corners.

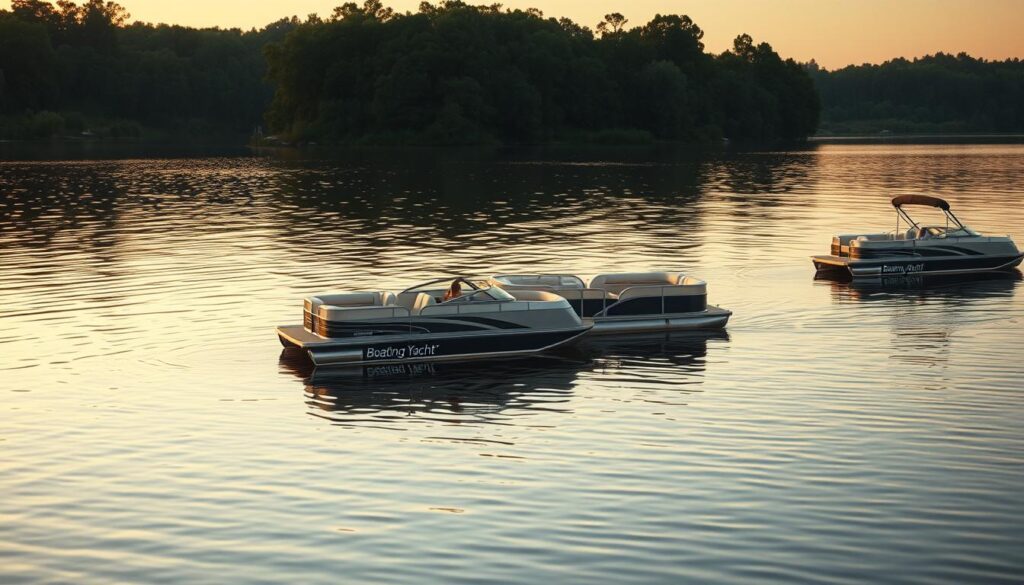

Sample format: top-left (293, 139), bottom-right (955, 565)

top-left (846, 255), bottom-right (1024, 275)
top-left (308, 328), bottom-right (590, 365)
top-left (853, 245), bottom-right (988, 259)
top-left (435, 315), bottom-right (527, 329)
top-left (312, 316), bottom-right (530, 338)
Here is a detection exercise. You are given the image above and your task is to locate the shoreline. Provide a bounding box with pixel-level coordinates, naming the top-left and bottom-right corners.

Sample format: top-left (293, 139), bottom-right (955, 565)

top-left (810, 133), bottom-right (1024, 143)
top-left (3, 134), bottom-right (1023, 162)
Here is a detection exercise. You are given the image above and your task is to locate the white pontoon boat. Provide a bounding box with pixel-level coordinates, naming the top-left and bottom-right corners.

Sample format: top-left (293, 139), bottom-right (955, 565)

top-left (276, 277), bottom-right (591, 366)
top-left (489, 271), bottom-right (731, 334)
top-left (813, 195), bottom-right (1022, 278)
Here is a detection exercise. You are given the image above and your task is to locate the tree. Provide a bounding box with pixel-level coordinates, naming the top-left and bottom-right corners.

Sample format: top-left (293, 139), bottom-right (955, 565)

top-left (596, 12), bottom-right (627, 36)
top-left (332, 0), bottom-right (394, 21)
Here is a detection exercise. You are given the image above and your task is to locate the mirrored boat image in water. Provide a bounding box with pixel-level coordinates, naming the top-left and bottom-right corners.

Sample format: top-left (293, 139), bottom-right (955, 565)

top-left (279, 349), bottom-right (589, 422)
top-left (489, 271), bottom-right (731, 333)
top-left (816, 267), bottom-right (1022, 303)
top-left (279, 330), bottom-right (725, 424)
top-left (276, 276), bottom-right (592, 366)
top-left (813, 195), bottom-right (1023, 278)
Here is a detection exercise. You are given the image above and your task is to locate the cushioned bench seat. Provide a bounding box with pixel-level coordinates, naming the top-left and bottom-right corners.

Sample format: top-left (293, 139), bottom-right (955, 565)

top-left (303, 290), bottom-right (397, 332)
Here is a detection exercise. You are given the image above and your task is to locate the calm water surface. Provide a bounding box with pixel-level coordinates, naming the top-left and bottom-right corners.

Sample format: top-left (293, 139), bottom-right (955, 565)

top-left (2, 144), bottom-right (1023, 584)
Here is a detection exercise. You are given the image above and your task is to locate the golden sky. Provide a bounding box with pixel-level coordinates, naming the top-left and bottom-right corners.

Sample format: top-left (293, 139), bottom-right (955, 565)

top-left (7, 0), bottom-right (1023, 69)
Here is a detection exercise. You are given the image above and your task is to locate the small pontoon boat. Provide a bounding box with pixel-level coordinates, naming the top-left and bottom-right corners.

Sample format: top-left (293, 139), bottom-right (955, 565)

top-left (813, 195), bottom-right (1023, 278)
top-left (489, 272), bottom-right (731, 334)
top-left (276, 277), bottom-right (591, 366)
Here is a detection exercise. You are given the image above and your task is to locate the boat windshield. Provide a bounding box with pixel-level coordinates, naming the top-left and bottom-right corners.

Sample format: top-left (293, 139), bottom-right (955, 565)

top-left (945, 226), bottom-right (980, 237)
top-left (923, 225), bottom-right (980, 238)
top-left (485, 286), bottom-right (516, 301)
top-left (444, 286), bottom-right (515, 303)
top-left (401, 276), bottom-right (481, 295)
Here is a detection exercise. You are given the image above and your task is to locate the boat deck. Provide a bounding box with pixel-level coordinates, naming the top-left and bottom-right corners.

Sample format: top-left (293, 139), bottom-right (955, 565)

top-left (277, 325), bottom-right (337, 349)
top-left (812, 255), bottom-right (854, 268)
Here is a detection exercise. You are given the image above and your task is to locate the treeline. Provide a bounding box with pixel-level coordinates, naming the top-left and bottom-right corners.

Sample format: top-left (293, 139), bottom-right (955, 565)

top-left (0, 0), bottom-right (295, 139)
top-left (0, 0), bottom-right (820, 144)
top-left (4, 1), bottom-right (1023, 144)
top-left (810, 53), bottom-right (1024, 135)
top-left (264, 1), bottom-right (820, 145)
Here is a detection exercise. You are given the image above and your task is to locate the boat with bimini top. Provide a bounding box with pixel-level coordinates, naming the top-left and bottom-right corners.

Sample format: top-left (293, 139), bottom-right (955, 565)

top-left (812, 195), bottom-right (1022, 279)
top-left (489, 271), bottom-right (731, 334)
top-left (276, 276), bottom-right (592, 366)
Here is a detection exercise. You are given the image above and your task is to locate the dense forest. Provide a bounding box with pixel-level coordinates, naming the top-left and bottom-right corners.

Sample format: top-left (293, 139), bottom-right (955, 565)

top-left (1, 0), bottom-right (1021, 144)
top-left (262, 1), bottom-right (819, 144)
top-left (0, 0), bottom-right (295, 139)
top-left (810, 53), bottom-right (1024, 135)
top-left (0, 0), bottom-right (818, 144)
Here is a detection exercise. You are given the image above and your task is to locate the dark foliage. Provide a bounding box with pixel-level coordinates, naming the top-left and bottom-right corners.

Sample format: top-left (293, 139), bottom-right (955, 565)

top-left (0, 0), bottom-right (820, 143)
top-left (0, 0), bottom-right (296, 138)
top-left (810, 53), bottom-right (1024, 134)
top-left (262, 1), bottom-right (820, 144)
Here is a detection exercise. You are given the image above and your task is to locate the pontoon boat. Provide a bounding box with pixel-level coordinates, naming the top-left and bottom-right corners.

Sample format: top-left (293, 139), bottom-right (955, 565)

top-left (489, 271), bottom-right (731, 334)
top-left (276, 277), bottom-right (592, 366)
top-left (813, 195), bottom-right (1022, 278)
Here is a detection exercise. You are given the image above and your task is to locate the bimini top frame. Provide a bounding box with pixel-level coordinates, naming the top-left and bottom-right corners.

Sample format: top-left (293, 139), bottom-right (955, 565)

top-left (891, 194), bottom-right (965, 233)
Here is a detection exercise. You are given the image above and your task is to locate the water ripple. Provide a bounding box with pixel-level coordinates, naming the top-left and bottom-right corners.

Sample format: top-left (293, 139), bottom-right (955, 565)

top-left (1, 144), bottom-right (1023, 584)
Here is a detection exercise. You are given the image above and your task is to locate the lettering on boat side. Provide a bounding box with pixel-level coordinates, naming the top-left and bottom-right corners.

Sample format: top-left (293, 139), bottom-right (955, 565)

top-left (881, 263), bottom-right (924, 274)
top-left (365, 343), bottom-right (441, 361)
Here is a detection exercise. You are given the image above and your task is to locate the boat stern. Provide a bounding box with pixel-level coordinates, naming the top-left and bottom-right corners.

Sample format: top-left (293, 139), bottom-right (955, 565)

top-left (812, 254), bottom-right (854, 274)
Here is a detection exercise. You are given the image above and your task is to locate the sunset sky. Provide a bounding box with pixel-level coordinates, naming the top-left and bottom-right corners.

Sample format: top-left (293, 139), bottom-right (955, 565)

top-left (5, 0), bottom-right (1023, 69)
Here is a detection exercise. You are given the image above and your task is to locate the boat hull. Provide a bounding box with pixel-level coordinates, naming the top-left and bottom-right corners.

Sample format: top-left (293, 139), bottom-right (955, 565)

top-left (277, 325), bottom-right (592, 366)
top-left (812, 253), bottom-right (1024, 278)
top-left (588, 305), bottom-right (731, 335)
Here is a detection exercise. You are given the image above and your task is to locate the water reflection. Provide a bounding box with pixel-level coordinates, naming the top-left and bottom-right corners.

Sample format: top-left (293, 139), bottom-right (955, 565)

top-left (818, 271), bottom-right (1022, 373)
top-left (280, 350), bottom-right (585, 427)
top-left (268, 149), bottom-right (714, 248)
top-left (818, 270), bottom-right (1022, 303)
top-left (4, 145), bottom-right (1024, 584)
top-left (279, 331), bottom-right (724, 427)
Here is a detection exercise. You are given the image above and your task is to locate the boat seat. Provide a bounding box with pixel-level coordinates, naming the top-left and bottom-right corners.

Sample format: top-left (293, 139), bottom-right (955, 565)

top-left (520, 275), bottom-right (563, 286)
top-left (553, 288), bottom-right (617, 301)
top-left (618, 280), bottom-right (706, 300)
top-left (508, 289), bottom-right (572, 302)
top-left (304, 291), bottom-right (396, 316)
top-left (590, 272), bottom-right (682, 295)
top-left (490, 275), bottom-right (585, 291)
top-left (395, 292), bottom-right (436, 315)
top-left (317, 305), bottom-right (410, 321)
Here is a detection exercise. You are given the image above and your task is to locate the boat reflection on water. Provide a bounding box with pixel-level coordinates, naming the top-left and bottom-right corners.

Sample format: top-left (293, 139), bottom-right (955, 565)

top-left (816, 269), bottom-right (1022, 303)
top-left (278, 331), bottom-right (727, 427)
top-left (581, 330), bottom-right (728, 371)
top-left (816, 270), bottom-right (1021, 375)
top-left (279, 349), bottom-right (590, 425)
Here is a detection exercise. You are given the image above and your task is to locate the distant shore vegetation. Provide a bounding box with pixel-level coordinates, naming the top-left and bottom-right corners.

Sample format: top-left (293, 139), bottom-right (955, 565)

top-left (811, 53), bottom-right (1024, 136)
top-left (262, 1), bottom-right (819, 145)
top-left (0, 0), bottom-right (292, 141)
top-left (0, 1), bottom-right (1021, 146)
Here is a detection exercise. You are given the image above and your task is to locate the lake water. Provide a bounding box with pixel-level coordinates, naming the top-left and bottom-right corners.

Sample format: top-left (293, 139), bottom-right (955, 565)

top-left (2, 144), bottom-right (1023, 584)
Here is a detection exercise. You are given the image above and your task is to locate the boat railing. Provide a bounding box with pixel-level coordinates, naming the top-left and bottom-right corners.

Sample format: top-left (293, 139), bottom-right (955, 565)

top-left (550, 282), bottom-right (705, 317)
top-left (542, 287), bottom-right (616, 316)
